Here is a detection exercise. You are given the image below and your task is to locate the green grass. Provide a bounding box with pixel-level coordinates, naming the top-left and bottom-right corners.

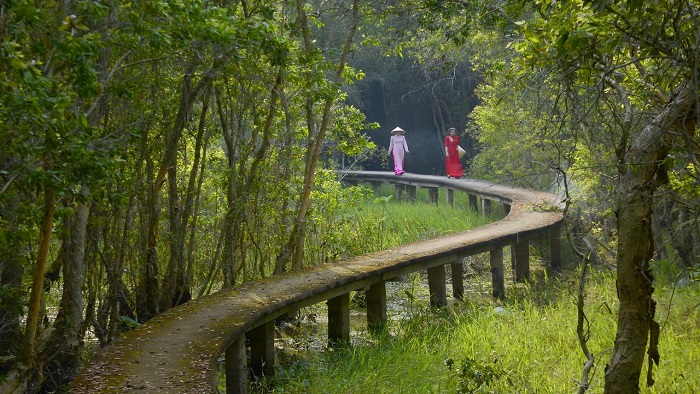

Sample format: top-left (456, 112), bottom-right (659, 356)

top-left (336, 182), bottom-right (500, 253)
top-left (297, 182), bottom-right (500, 271)
top-left (256, 269), bottom-right (700, 393)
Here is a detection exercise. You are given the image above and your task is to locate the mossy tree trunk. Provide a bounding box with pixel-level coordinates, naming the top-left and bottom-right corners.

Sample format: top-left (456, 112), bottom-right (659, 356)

top-left (38, 191), bottom-right (89, 392)
top-left (605, 82), bottom-right (697, 393)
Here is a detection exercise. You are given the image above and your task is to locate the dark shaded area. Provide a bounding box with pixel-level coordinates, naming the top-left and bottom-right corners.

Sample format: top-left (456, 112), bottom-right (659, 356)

top-left (348, 57), bottom-right (481, 175)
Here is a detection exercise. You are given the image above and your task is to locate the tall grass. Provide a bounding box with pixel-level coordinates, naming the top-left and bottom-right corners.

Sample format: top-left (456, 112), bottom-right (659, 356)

top-left (298, 182), bottom-right (498, 269)
top-left (337, 182), bottom-right (499, 253)
top-left (258, 269), bottom-right (700, 393)
top-left (356, 200), bottom-right (495, 251)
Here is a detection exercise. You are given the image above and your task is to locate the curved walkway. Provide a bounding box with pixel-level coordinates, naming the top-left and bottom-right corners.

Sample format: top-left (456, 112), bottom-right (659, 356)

top-left (70, 172), bottom-right (563, 393)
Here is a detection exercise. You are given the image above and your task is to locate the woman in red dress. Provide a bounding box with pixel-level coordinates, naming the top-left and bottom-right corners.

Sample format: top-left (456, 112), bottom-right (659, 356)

top-left (444, 127), bottom-right (464, 178)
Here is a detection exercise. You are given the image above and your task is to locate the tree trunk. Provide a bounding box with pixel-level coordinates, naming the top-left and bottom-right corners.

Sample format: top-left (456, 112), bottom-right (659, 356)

top-left (2, 188), bottom-right (56, 393)
top-left (607, 184), bottom-right (657, 393)
top-left (85, 207), bottom-right (108, 346)
top-left (137, 150), bottom-right (161, 322)
top-left (91, 198), bottom-right (136, 343)
top-left (185, 117), bottom-right (210, 295)
top-left (669, 202), bottom-right (694, 268)
top-left (217, 71), bottom-right (282, 284)
top-left (160, 70), bottom-right (217, 309)
top-left (38, 190), bottom-right (89, 392)
top-left (604, 81), bottom-right (696, 393)
top-left (218, 95), bottom-right (247, 287)
top-left (160, 74), bottom-right (193, 311)
top-left (276, 0), bottom-right (360, 273)
top-left (160, 82), bottom-right (211, 310)
top-left (0, 195), bottom-right (25, 377)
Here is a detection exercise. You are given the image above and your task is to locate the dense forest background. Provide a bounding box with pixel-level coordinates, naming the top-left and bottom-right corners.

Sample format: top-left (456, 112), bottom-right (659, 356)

top-left (1, 0), bottom-right (698, 393)
top-left (349, 57), bottom-right (480, 175)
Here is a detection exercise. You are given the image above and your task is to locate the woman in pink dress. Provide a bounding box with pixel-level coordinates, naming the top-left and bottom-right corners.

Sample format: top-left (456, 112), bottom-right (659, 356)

top-left (444, 127), bottom-right (464, 178)
top-left (388, 127), bottom-right (409, 175)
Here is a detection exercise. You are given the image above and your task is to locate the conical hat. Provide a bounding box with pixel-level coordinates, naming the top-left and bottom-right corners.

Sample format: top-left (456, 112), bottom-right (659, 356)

top-left (391, 127), bottom-right (405, 134)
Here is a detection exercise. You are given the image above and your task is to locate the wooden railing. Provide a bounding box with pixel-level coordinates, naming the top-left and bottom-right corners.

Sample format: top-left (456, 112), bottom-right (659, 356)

top-left (70, 171), bottom-right (563, 394)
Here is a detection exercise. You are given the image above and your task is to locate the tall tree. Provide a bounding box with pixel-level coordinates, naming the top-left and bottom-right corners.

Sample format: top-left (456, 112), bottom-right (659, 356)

top-left (0, 1), bottom-right (381, 391)
top-left (422, 0), bottom-right (699, 391)
top-left (405, 0), bottom-right (700, 391)
top-left (37, 188), bottom-right (89, 393)
top-left (0, 0), bottom-right (114, 390)
top-left (275, 0), bottom-right (362, 273)
top-left (513, 2), bottom-right (698, 391)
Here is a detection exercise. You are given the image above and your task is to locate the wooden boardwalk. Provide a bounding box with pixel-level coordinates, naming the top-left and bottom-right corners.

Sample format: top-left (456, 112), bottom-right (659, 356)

top-left (70, 172), bottom-right (563, 393)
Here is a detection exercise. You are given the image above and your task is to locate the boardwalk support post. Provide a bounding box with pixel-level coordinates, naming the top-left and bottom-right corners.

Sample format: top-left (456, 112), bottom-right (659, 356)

top-left (549, 226), bottom-right (562, 271)
top-left (366, 281), bottom-right (387, 333)
top-left (447, 188), bottom-right (454, 205)
top-left (248, 321), bottom-right (275, 378)
top-left (482, 198), bottom-right (492, 216)
top-left (428, 187), bottom-right (439, 204)
top-left (407, 185), bottom-right (417, 202)
top-left (513, 238), bottom-right (530, 282)
top-left (490, 248), bottom-right (505, 299)
top-left (451, 261), bottom-right (464, 300)
top-left (226, 335), bottom-right (248, 394)
top-left (395, 184), bottom-right (405, 201)
top-left (427, 265), bottom-right (447, 308)
top-left (468, 193), bottom-right (478, 212)
top-left (328, 293), bottom-right (350, 346)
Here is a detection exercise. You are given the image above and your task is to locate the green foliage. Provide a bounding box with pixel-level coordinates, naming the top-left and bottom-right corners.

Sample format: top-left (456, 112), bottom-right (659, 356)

top-left (119, 315), bottom-right (140, 328)
top-left (447, 356), bottom-right (506, 394)
top-left (1, 2), bottom-right (109, 191)
top-left (467, 77), bottom-right (560, 190)
top-left (0, 284), bottom-right (25, 318)
top-left (330, 105), bottom-right (378, 157)
top-left (668, 162), bottom-right (700, 200)
top-left (415, 0), bottom-right (700, 276)
top-left (373, 195), bottom-right (393, 204)
top-left (1, 2), bottom-right (383, 385)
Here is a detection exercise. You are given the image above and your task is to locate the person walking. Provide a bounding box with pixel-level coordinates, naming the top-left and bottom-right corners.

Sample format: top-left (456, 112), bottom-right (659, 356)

top-left (444, 127), bottom-right (464, 178)
top-left (388, 126), bottom-right (409, 175)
